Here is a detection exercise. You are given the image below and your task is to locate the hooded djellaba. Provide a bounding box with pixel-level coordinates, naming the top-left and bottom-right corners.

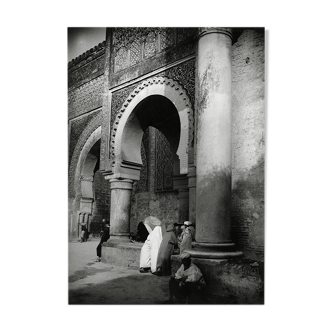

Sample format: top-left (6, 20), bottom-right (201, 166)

top-left (179, 221), bottom-right (195, 254)
top-left (139, 216), bottom-right (163, 273)
top-left (155, 224), bottom-right (177, 276)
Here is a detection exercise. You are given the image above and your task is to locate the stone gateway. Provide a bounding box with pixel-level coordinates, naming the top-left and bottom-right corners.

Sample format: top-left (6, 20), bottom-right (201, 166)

top-left (68, 28), bottom-right (265, 304)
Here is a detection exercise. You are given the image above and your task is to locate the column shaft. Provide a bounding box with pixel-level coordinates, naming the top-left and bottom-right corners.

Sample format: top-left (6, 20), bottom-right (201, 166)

top-left (109, 178), bottom-right (133, 241)
top-left (195, 28), bottom-right (233, 244)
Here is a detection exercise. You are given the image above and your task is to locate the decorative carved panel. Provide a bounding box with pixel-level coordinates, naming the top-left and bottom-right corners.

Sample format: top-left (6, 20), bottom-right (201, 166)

top-left (144, 32), bottom-right (156, 59)
top-left (69, 111), bottom-right (101, 165)
top-left (68, 54), bottom-right (105, 88)
top-left (109, 67), bottom-right (195, 160)
top-left (130, 40), bottom-right (141, 66)
top-left (112, 28), bottom-right (196, 74)
top-left (155, 129), bottom-right (173, 192)
top-left (160, 28), bottom-right (174, 50)
top-left (137, 130), bottom-right (149, 192)
top-left (114, 47), bottom-right (128, 73)
top-left (161, 59), bottom-right (196, 148)
top-left (68, 75), bottom-right (104, 119)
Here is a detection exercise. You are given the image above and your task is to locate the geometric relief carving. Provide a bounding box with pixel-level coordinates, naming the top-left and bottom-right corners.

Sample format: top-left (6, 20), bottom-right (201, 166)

top-left (163, 59), bottom-right (195, 106)
top-left (130, 40), bottom-right (142, 66)
top-left (161, 59), bottom-right (196, 147)
top-left (144, 32), bottom-right (156, 59)
top-left (68, 75), bottom-right (104, 118)
top-left (110, 83), bottom-right (141, 155)
top-left (160, 28), bottom-right (174, 50)
top-left (111, 28), bottom-right (196, 73)
top-left (137, 130), bottom-right (149, 192)
top-left (114, 47), bottom-right (128, 73)
top-left (155, 129), bottom-right (173, 192)
top-left (68, 54), bottom-right (105, 88)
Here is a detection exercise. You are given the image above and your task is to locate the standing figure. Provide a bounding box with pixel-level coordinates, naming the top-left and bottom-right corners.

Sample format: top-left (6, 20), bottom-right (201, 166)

top-left (177, 225), bottom-right (185, 248)
top-left (156, 224), bottom-right (177, 276)
top-left (80, 226), bottom-right (87, 243)
top-left (134, 221), bottom-right (150, 243)
top-left (179, 221), bottom-right (195, 254)
top-left (95, 224), bottom-right (110, 262)
top-left (139, 216), bottom-right (163, 273)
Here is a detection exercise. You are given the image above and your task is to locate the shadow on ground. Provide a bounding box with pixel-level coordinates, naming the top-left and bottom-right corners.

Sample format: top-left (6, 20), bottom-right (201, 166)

top-left (69, 271), bottom-right (238, 305)
top-left (69, 273), bottom-right (169, 305)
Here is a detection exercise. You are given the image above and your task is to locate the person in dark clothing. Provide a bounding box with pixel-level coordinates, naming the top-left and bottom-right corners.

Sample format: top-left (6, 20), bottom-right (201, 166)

top-left (131, 222), bottom-right (150, 243)
top-left (95, 224), bottom-right (110, 262)
top-left (80, 226), bottom-right (87, 243)
top-left (166, 253), bottom-right (205, 304)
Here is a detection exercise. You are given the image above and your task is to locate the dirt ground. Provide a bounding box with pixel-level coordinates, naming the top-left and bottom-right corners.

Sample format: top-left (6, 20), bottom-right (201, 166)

top-left (68, 238), bottom-right (238, 305)
top-left (68, 238), bottom-right (170, 305)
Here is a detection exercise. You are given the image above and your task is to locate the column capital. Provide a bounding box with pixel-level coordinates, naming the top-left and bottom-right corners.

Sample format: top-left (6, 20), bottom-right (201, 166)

top-left (198, 28), bottom-right (233, 41)
top-left (102, 170), bottom-right (113, 181)
top-left (79, 175), bottom-right (94, 182)
top-left (109, 178), bottom-right (133, 190)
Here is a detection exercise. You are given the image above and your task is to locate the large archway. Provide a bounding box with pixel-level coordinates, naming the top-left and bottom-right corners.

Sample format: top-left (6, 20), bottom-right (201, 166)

top-left (107, 76), bottom-right (193, 241)
top-left (110, 76), bottom-right (192, 181)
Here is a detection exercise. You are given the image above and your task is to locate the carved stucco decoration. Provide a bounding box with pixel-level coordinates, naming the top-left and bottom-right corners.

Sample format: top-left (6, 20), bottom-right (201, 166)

top-left (112, 28), bottom-right (196, 73)
top-left (110, 59), bottom-right (196, 153)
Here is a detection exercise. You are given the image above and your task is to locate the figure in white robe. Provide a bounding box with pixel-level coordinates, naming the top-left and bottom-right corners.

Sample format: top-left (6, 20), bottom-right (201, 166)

top-left (139, 216), bottom-right (163, 273)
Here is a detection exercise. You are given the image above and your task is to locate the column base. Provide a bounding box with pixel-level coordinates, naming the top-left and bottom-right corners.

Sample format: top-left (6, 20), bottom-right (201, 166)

top-left (107, 234), bottom-right (131, 243)
top-left (184, 242), bottom-right (243, 259)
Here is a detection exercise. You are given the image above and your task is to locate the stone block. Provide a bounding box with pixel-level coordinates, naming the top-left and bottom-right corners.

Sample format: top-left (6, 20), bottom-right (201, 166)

top-left (102, 242), bottom-right (143, 268)
top-left (171, 255), bottom-right (264, 304)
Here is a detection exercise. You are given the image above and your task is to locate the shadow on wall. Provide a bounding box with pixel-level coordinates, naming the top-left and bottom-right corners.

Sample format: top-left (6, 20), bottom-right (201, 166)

top-left (231, 154), bottom-right (264, 261)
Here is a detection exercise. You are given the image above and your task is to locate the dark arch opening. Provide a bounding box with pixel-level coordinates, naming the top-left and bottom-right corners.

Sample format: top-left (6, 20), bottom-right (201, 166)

top-left (121, 95), bottom-right (181, 166)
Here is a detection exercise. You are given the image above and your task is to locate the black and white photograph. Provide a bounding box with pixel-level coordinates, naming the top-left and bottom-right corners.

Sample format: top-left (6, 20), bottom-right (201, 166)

top-left (68, 27), bottom-right (265, 305)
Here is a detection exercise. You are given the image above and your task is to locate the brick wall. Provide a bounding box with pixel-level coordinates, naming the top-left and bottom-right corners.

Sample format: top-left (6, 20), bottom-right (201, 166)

top-left (231, 29), bottom-right (265, 261)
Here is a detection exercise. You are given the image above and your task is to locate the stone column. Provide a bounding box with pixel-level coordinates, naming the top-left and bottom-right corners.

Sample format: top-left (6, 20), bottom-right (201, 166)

top-left (108, 178), bottom-right (133, 242)
top-left (195, 28), bottom-right (233, 245)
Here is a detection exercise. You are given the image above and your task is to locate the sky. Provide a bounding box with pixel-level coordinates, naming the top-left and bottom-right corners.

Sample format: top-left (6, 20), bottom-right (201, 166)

top-left (68, 28), bottom-right (106, 62)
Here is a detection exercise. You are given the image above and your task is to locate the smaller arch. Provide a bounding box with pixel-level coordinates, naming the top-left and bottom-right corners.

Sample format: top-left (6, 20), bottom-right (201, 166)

top-left (74, 126), bottom-right (102, 196)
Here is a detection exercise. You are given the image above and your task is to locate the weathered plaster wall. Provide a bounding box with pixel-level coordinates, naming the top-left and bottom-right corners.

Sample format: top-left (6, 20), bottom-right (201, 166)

top-left (231, 29), bottom-right (265, 261)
